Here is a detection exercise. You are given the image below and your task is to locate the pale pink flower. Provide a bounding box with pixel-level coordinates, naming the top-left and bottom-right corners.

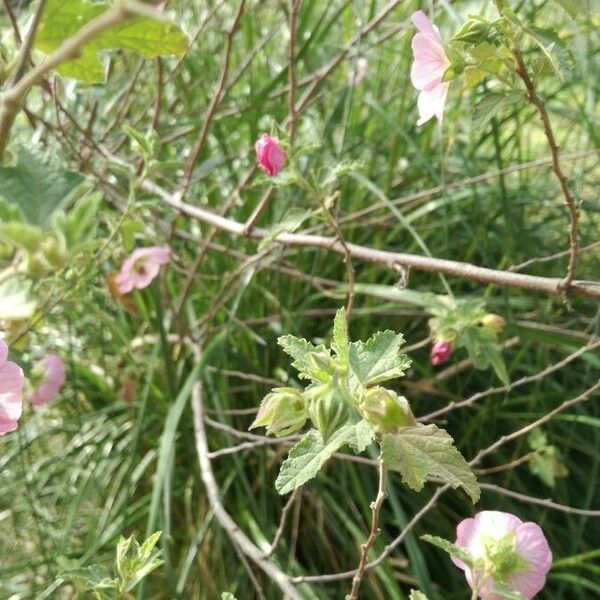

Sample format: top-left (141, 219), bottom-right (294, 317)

top-left (452, 511), bottom-right (552, 599)
top-left (0, 340), bottom-right (25, 435)
top-left (410, 10), bottom-right (451, 125)
top-left (348, 57), bottom-right (368, 86)
top-left (29, 354), bottom-right (66, 407)
top-left (255, 133), bottom-right (286, 176)
top-left (431, 339), bottom-right (453, 366)
top-left (115, 246), bottom-right (171, 294)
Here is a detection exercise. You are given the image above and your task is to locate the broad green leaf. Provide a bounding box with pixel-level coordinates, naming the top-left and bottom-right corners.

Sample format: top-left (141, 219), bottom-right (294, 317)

top-left (0, 147), bottom-right (84, 227)
top-left (275, 424), bottom-right (357, 494)
top-left (409, 591), bottom-right (430, 600)
top-left (35, 0), bottom-right (188, 83)
top-left (278, 334), bottom-right (333, 382)
top-left (420, 534), bottom-right (475, 566)
top-left (460, 326), bottom-right (509, 385)
top-left (473, 92), bottom-right (522, 129)
top-left (332, 307), bottom-right (349, 364)
top-left (347, 418), bottom-right (374, 453)
top-left (348, 330), bottom-right (411, 386)
top-left (0, 276), bottom-right (36, 320)
top-left (382, 425), bottom-right (480, 502)
top-left (526, 26), bottom-right (571, 81)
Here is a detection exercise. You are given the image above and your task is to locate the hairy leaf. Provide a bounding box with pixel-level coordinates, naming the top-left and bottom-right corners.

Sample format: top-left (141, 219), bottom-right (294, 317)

top-left (421, 534), bottom-right (475, 566)
top-left (382, 425), bottom-right (480, 502)
top-left (348, 330), bottom-right (411, 386)
top-left (473, 92), bottom-right (523, 129)
top-left (332, 307), bottom-right (349, 364)
top-left (276, 424), bottom-right (357, 494)
top-left (278, 335), bottom-right (332, 382)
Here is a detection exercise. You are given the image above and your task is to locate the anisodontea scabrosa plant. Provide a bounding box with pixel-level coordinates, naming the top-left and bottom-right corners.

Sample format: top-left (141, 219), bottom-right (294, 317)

top-left (255, 133), bottom-right (286, 176)
top-left (453, 511), bottom-right (552, 599)
top-left (115, 245), bottom-right (171, 294)
top-left (410, 10), bottom-right (451, 125)
top-left (430, 338), bottom-right (453, 366)
top-left (0, 339), bottom-right (25, 435)
top-left (29, 354), bottom-right (66, 406)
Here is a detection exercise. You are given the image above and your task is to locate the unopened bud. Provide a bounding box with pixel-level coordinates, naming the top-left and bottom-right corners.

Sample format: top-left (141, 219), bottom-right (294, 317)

top-left (481, 313), bottom-right (506, 333)
top-left (359, 387), bottom-right (415, 432)
top-left (250, 387), bottom-right (307, 437)
top-left (306, 383), bottom-right (349, 441)
top-left (452, 18), bottom-right (492, 45)
top-left (431, 339), bottom-right (453, 366)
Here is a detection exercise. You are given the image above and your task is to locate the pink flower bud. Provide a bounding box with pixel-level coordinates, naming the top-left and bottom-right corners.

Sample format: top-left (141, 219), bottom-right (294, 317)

top-left (453, 511), bottom-right (552, 599)
top-left (430, 339), bottom-right (453, 366)
top-left (29, 354), bottom-right (66, 406)
top-left (0, 340), bottom-right (25, 435)
top-left (255, 133), bottom-right (286, 176)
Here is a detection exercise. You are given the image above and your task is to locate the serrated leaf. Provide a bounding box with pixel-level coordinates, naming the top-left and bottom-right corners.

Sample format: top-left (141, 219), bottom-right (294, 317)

top-left (460, 326), bottom-right (509, 384)
top-left (382, 425), bottom-right (480, 502)
top-left (275, 424), bottom-right (357, 494)
top-left (348, 330), bottom-right (411, 386)
top-left (277, 334), bottom-right (332, 382)
top-left (473, 92), bottom-right (522, 129)
top-left (409, 591), bottom-right (430, 600)
top-left (258, 208), bottom-right (312, 251)
top-left (347, 419), bottom-right (374, 453)
top-left (332, 307), bottom-right (349, 364)
top-left (421, 534), bottom-right (475, 566)
top-left (35, 0), bottom-right (188, 83)
top-left (526, 26), bottom-right (571, 81)
top-left (0, 147), bottom-right (84, 227)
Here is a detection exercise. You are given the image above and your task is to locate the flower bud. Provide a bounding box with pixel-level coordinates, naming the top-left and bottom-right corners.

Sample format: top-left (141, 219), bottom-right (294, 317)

top-left (359, 387), bottom-right (416, 432)
top-left (306, 383), bottom-right (349, 441)
top-left (481, 313), bottom-right (506, 333)
top-left (250, 387), bottom-right (307, 437)
top-left (430, 339), bottom-right (453, 366)
top-left (452, 18), bottom-right (492, 45)
top-left (255, 133), bottom-right (286, 176)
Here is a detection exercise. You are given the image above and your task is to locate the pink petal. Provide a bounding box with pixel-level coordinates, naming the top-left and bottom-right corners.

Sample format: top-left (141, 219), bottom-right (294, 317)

top-left (0, 340), bottom-right (7, 363)
top-left (417, 81), bottom-right (449, 126)
top-left (411, 34), bottom-right (449, 90)
top-left (411, 10), bottom-right (441, 40)
top-left (30, 355), bottom-right (66, 407)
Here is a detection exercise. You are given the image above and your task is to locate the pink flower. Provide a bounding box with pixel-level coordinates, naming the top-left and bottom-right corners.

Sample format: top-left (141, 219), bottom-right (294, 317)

top-left (255, 133), bottom-right (286, 176)
top-left (348, 57), bottom-right (368, 86)
top-left (410, 10), bottom-right (451, 126)
top-left (0, 340), bottom-right (25, 435)
top-left (115, 246), bottom-right (171, 294)
top-left (29, 354), bottom-right (66, 406)
top-left (430, 339), bottom-right (453, 365)
top-left (453, 511), bottom-right (552, 599)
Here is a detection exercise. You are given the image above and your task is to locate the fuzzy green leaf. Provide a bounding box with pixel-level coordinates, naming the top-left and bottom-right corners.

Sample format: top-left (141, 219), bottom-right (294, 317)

top-left (473, 91), bottom-right (522, 129)
top-left (348, 330), bottom-right (411, 386)
top-left (332, 307), bottom-right (349, 364)
top-left (35, 0), bottom-right (188, 83)
top-left (275, 424), bottom-right (357, 494)
top-left (0, 147), bottom-right (84, 227)
top-left (278, 334), bottom-right (333, 382)
top-left (526, 26), bottom-right (571, 81)
top-left (382, 425), bottom-right (480, 502)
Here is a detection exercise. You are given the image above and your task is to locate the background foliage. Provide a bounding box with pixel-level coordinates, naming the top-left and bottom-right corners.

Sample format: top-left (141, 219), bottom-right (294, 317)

top-left (0, 0), bottom-right (599, 598)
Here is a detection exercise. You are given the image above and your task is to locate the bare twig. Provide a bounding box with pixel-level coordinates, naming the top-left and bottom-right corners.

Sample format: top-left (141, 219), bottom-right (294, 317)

top-left (10, 0), bottom-right (47, 85)
top-left (346, 455), bottom-right (387, 600)
top-left (189, 344), bottom-right (303, 600)
top-left (141, 176), bottom-right (600, 299)
top-left (265, 489), bottom-right (300, 558)
top-left (1, 0), bottom-right (22, 44)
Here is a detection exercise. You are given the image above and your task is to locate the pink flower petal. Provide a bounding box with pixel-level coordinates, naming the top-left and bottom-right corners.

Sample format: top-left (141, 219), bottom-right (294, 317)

top-left (411, 10), bottom-right (441, 40)
top-left (29, 355), bottom-right (66, 407)
top-left (417, 81), bottom-right (449, 126)
top-left (115, 245), bottom-right (171, 294)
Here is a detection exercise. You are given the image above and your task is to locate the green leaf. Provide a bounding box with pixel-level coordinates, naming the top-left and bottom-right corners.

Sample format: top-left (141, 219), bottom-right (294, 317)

top-left (473, 92), bottom-right (522, 129)
top-left (331, 307), bottom-right (349, 364)
top-left (525, 26), bottom-right (571, 81)
top-left (460, 326), bottom-right (509, 385)
top-left (258, 208), bottom-right (312, 251)
top-left (35, 0), bottom-right (188, 83)
top-left (347, 419), bottom-right (374, 453)
top-left (348, 330), bottom-right (411, 386)
top-left (420, 534), bottom-right (475, 567)
top-left (275, 424), bottom-right (357, 494)
top-left (0, 276), bottom-right (36, 320)
top-left (277, 334), bottom-right (333, 382)
top-left (382, 424), bottom-right (480, 502)
top-left (0, 147), bottom-right (84, 227)
top-left (409, 591), bottom-right (430, 600)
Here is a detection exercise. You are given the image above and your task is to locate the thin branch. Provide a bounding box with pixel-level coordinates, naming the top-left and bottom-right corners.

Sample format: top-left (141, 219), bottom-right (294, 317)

top-left (140, 176), bottom-right (600, 299)
top-left (510, 46), bottom-right (580, 290)
top-left (1, 0), bottom-right (22, 44)
top-left (346, 455), bottom-right (387, 600)
top-left (265, 489), bottom-right (300, 558)
top-left (10, 0), bottom-right (47, 85)
top-left (189, 344), bottom-right (303, 600)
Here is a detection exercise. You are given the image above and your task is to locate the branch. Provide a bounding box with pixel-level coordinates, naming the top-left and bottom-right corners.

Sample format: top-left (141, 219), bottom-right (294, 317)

top-left (189, 344), bottom-right (303, 600)
top-left (346, 455), bottom-right (387, 600)
top-left (141, 177), bottom-right (600, 299)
